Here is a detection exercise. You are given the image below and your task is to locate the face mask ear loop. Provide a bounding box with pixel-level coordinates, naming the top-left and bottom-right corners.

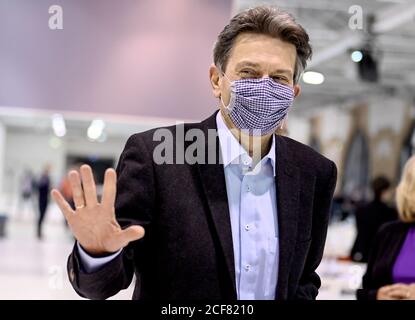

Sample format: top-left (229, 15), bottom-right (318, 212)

top-left (220, 72), bottom-right (234, 111)
top-left (220, 95), bottom-right (230, 110)
top-left (281, 114), bottom-right (287, 130)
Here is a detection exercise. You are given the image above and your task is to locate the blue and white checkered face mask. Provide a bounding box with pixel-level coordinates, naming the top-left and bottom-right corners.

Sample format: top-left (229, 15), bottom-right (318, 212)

top-left (221, 75), bottom-right (295, 136)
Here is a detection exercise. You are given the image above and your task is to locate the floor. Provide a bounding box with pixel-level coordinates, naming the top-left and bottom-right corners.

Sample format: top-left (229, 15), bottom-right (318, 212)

top-left (0, 202), bottom-right (364, 300)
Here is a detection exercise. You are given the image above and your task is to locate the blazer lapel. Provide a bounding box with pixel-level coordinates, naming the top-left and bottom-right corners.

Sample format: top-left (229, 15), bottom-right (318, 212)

top-left (275, 135), bottom-right (301, 299)
top-left (196, 112), bottom-right (237, 297)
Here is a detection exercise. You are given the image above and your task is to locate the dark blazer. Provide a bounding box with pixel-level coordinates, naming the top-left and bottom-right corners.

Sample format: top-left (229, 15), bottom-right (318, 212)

top-left (350, 200), bottom-right (398, 262)
top-left (357, 221), bottom-right (414, 300)
top-left (67, 111), bottom-right (337, 300)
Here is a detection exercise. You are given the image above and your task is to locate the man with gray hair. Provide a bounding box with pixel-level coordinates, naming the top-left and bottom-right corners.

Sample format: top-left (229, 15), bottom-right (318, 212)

top-left (52, 6), bottom-right (337, 300)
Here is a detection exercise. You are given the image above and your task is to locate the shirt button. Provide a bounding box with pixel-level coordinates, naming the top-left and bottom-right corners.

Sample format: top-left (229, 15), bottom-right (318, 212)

top-left (241, 154), bottom-right (252, 167)
top-left (246, 185), bottom-right (250, 192)
top-left (245, 224), bottom-right (250, 231)
top-left (245, 264), bottom-right (251, 272)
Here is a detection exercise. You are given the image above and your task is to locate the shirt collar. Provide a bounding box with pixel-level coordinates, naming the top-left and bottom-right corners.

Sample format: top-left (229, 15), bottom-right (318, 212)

top-left (216, 111), bottom-right (276, 176)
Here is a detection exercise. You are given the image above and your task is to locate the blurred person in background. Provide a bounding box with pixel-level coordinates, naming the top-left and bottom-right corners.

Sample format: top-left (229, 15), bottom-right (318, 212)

top-left (16, 168), bottom-right (35, 221)
top-left (329, 194), bottom-right (345, 223)
top-left (350, 176), bottom-right (398, 262)
top-left (36, 164), bottom-right (51, 239)
top-left (357, 156), bottom-right (415, 300)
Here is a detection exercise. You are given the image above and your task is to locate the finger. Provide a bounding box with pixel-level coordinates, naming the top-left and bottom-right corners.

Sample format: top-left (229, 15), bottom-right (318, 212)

top-left (389, 284), bottom-right (408, 291)
top-left (388, 288), bottom-right (406, 295)
top-left (101, 168), bottom-right (117, 208)
top-left (120, 225), bottom-right (145, 244)
top-left (51, 189), bottom-right (74, 222)
top-left (381, 286), bottom-right (394, 295)
top-left (388, 293), bottom-right (407, 300)
top-left (390, 283), bottom-right (407, 287)
top-left (68, 170), bottom-right (85, 208)
top-left (80, 165), bottom-right (98, 207)
top-left (388, 288), bottom-right (409, 299)
top-left (383, 284), bottom-right (405, 293)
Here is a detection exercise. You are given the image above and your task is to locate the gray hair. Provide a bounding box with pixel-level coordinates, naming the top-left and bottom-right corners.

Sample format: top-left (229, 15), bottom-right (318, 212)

top-left (213, 6), bottom-right (312, 84)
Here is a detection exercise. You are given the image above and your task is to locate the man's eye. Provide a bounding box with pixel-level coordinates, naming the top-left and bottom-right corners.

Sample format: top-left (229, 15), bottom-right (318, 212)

top-left (272, 76), bottom-right (288, 83)
top-left (240, 69), bottom-right (255, 76)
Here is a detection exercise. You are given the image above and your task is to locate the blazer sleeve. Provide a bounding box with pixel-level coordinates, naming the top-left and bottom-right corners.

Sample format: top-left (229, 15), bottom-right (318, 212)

top-left (356, 223), bottom-right (395, 300)
top-left (293, 160), bottom-right (337, 300)
top-left (356, 240), bottom-right (381, 300)
top-left (67, 133), bottom-right (155, 299)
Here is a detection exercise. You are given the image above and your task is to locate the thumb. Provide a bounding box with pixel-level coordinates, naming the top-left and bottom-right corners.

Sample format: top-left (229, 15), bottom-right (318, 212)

top-left (122, 225), bottom-right (145, 243)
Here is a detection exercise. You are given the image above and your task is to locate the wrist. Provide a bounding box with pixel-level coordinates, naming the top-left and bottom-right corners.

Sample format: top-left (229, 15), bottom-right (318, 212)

top-left (78, 242), bottom-right (117, 258)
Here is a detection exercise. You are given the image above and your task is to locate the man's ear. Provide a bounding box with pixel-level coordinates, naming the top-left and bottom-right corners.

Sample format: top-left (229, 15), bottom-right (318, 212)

top-left (293, 84), bottom-right (301, 99)
top-left (209, 64), bottom-right (221, 98)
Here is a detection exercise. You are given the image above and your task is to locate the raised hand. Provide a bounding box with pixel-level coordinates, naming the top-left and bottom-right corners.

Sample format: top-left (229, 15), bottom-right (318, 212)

top-left (51, 164), bottom-right (145, 256)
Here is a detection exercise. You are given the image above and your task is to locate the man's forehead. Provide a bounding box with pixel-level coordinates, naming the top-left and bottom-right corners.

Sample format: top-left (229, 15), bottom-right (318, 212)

top-left (229, 33), bottom-right (296, 63)
top-left (232, 32), bottom-right (295, 49)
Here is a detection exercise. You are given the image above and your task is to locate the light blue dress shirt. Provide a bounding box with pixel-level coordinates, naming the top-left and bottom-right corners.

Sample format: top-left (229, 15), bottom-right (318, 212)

top-left (216, 112), bottom-right (279, 300)
top-left (78, 111), bottom-right (279, 299)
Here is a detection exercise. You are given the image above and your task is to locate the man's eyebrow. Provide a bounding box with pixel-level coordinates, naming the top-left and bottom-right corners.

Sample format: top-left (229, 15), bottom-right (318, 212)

top-left (270, 69), bottom-right (293, 76)
top-left (234, 61), bottom-right (261, 69)
top-left (234, 62), bottom-right (293, 77)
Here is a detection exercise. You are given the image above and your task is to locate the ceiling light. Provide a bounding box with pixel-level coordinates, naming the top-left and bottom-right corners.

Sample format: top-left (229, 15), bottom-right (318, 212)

top-left (302, 71), bottom-right (325, 85)
top-left (87, 119), bottom-right (105, 141)
top-left (351, 50), bottom-right (363, 63)
top-left (51, 114), bottom-right (66, 137)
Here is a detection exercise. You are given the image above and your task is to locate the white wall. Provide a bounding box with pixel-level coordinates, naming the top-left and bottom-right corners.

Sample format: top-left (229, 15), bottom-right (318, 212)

top-left (368, 96), bottom-right (407, 136)
top-left (0, 121), bottom-right (5, 194)
top-left (319, 107), bottom-right (352, 144)
top-left (318, 107), bottom-right (352, 165)
top-left (4, 132), bottom-right (63, 204)
top-left (286, 116), bottom-right (310, 145)
top-left (0, 121), bottom-right (7, 213)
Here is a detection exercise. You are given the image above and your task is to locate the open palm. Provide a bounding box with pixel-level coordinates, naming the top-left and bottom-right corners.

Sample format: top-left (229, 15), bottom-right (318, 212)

top-left (51, 165), bottom-right (144, 256)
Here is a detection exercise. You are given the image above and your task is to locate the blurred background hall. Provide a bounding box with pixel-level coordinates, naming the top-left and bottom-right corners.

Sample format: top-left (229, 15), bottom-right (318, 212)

top-left (0, 0), bottom-right (415, 299)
